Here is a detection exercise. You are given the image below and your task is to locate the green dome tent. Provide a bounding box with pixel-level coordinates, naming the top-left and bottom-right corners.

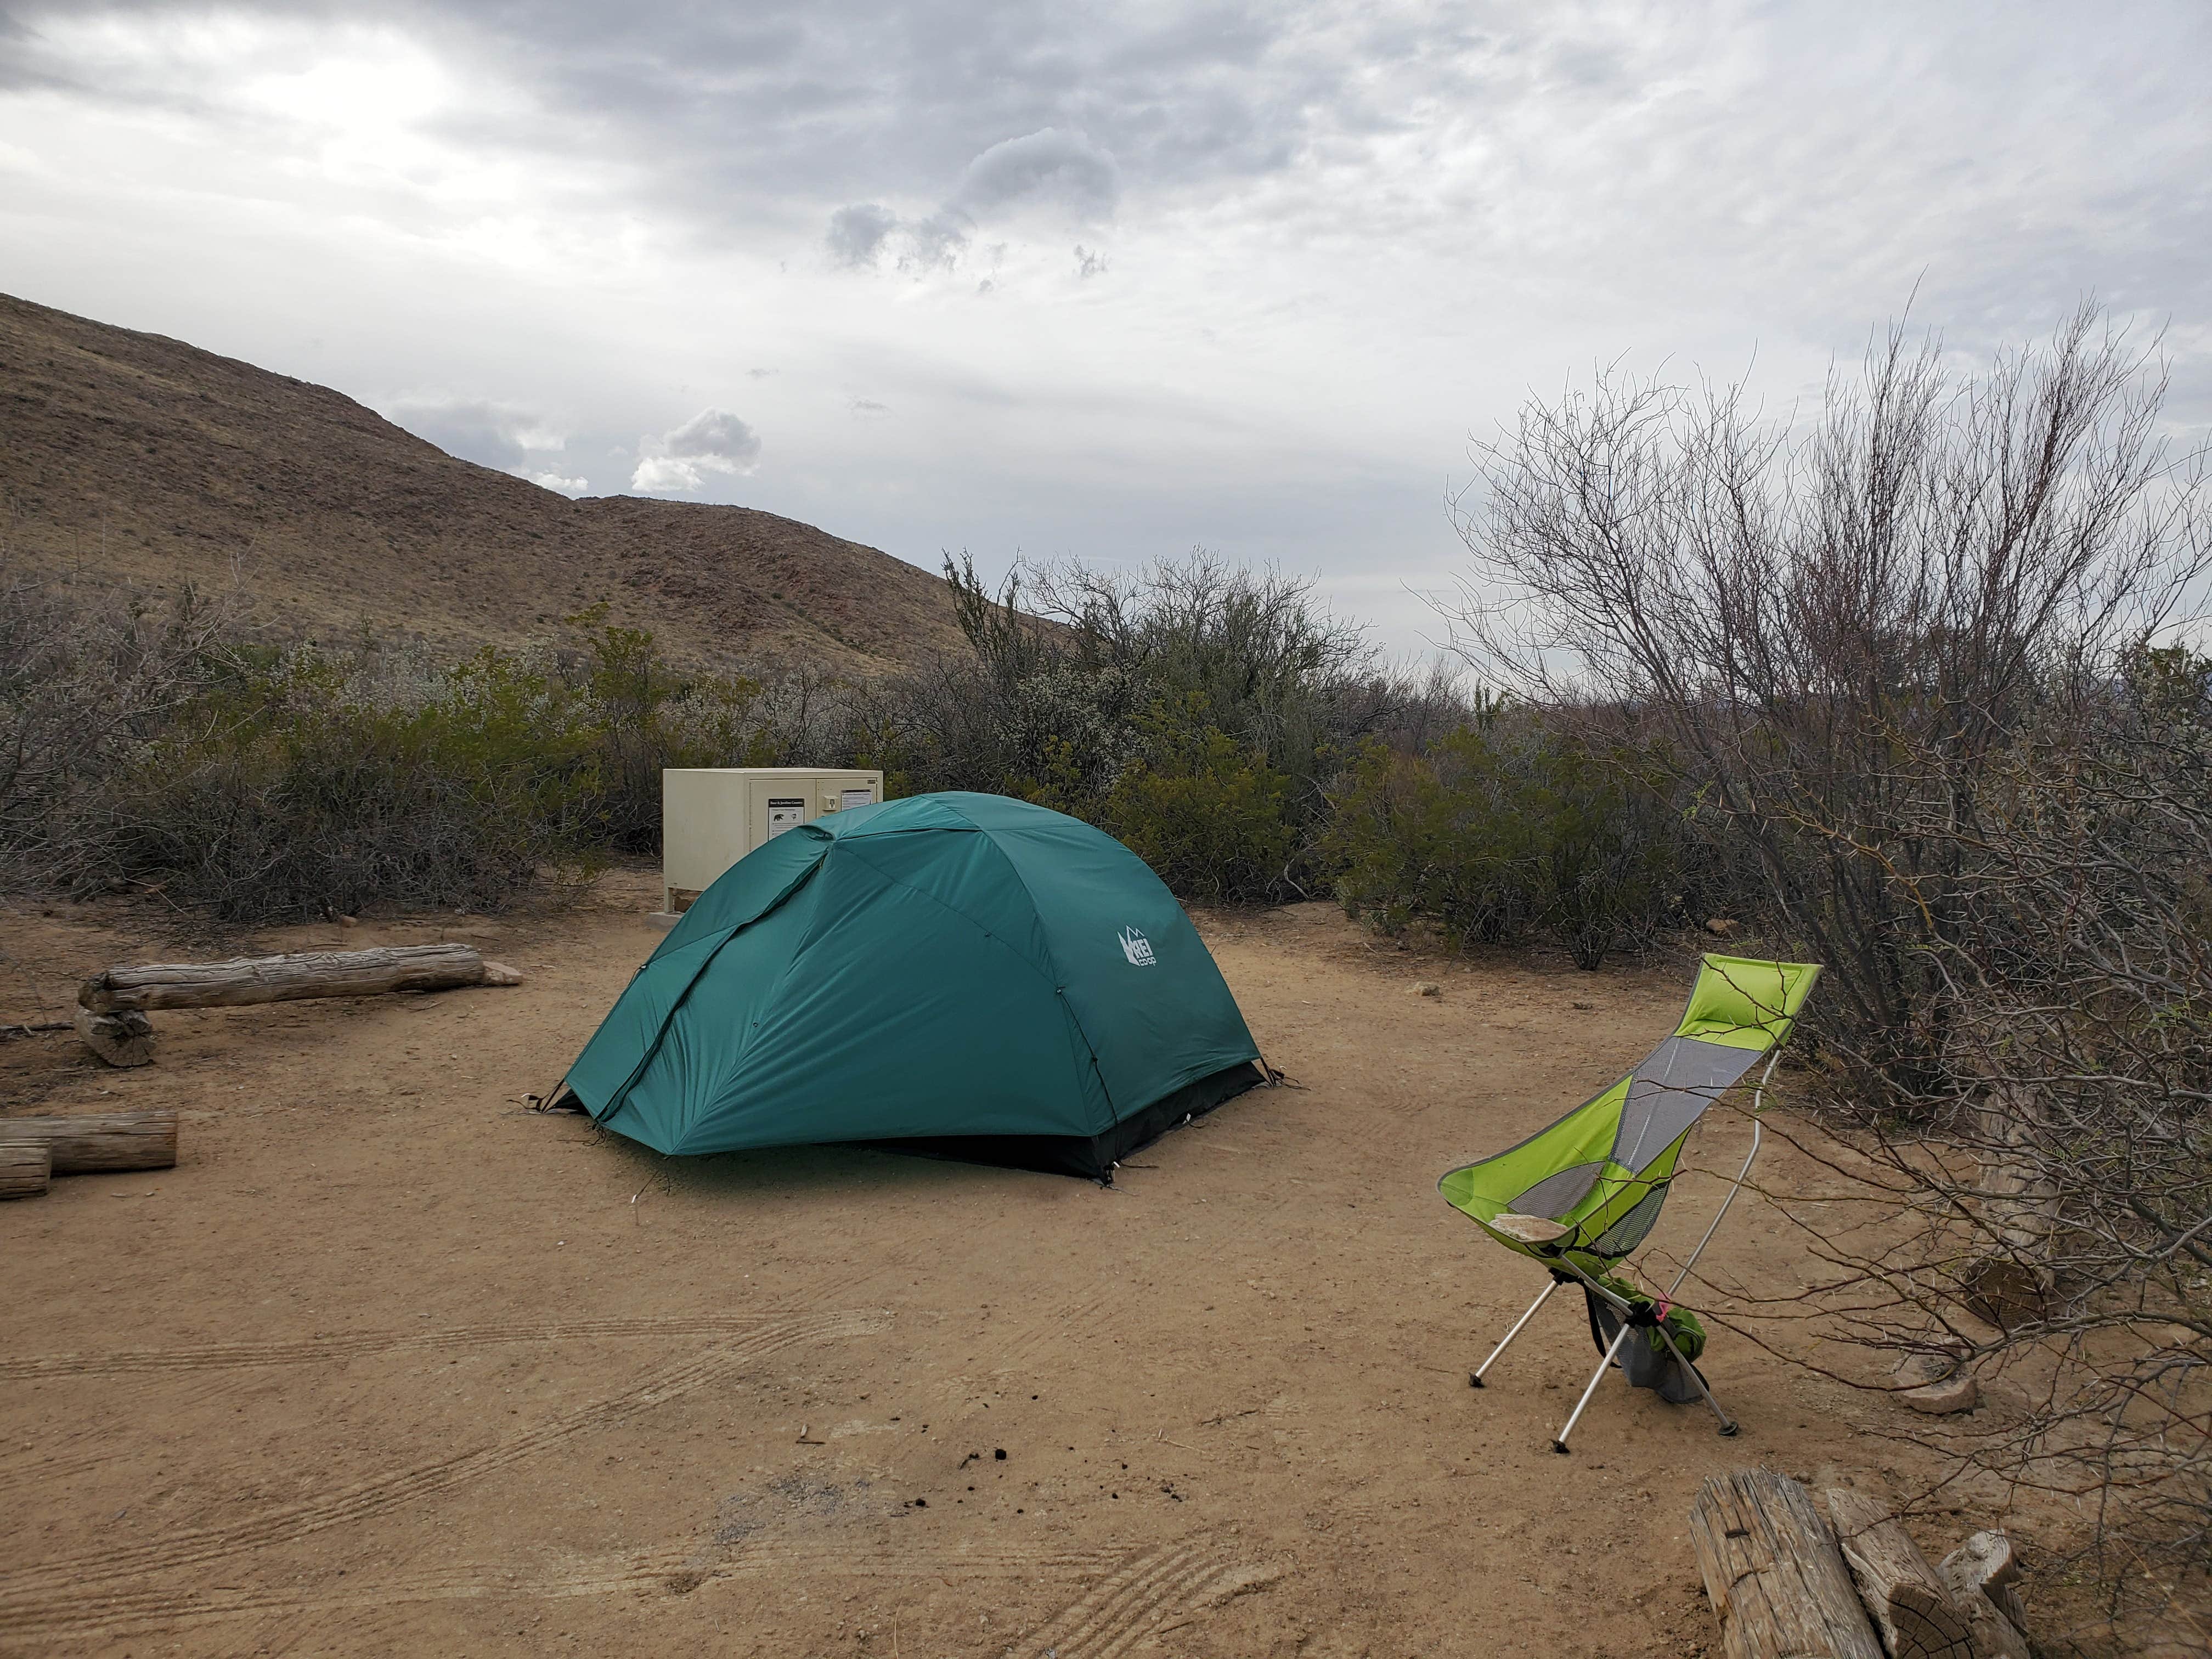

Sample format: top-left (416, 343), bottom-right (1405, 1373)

top-left (556, 792), bottom-right (1266, 1180)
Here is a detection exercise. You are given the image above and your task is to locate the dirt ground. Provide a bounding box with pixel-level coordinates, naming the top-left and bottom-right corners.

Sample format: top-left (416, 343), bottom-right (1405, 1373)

top-left (1, 874), bottom-right (1992, 1657)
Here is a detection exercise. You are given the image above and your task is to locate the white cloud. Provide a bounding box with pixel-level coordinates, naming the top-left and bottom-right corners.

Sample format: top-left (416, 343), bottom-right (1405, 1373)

top-left (520, 469), bottom-right (590, 495)
top-left (628, 407), bottom-right (761, 493)
top-left (628, 455), bottom-right (707, 493)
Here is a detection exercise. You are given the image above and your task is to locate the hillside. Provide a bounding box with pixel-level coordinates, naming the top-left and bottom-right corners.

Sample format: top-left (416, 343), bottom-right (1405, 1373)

top-left (0, 293), bottom-right (966, 668)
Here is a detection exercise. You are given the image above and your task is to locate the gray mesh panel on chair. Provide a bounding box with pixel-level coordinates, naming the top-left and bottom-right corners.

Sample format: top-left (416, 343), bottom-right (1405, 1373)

top-left (1610, 1037), bottom-right (1757, 1174)
top-left (1511, 1160), bottom-right (1606, 1220)
top-left (1589, 1185), bottom-right (1669, 1256)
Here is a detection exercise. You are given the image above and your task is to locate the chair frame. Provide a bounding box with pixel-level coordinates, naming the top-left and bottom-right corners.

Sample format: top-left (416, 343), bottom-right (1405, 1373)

top-left (1468, 1049), bottom-right (1780, 1453)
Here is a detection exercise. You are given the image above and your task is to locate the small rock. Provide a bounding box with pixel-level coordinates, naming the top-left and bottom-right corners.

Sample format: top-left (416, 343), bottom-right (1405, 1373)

top-left (1893, 1351), bottom-right (1959, 1388)
top-left (1901, 1373), bottom-right (1980, 1415)
top-left (1572, 1000), bottom-right (1594, 1011)
top-left (1704, 918), bottom-right (1739, 937)
top-left (338, 915), bottom-right (359, 929)
top-left (1412, 981), bottom-right (1441, 997)
top-left (481, 962), bottom-right (526, 986)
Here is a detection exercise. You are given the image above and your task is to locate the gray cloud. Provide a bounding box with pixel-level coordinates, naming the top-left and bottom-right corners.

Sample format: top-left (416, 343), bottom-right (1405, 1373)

top-left (825, 125), bottom-right (1116, 273)
top-left (631, 407), bottom-right (761, 494)
top-left (663, 407), bottom-right (761, 465)
top-left (950, 127), bottom-right (1118, 219)
top-left (384, 397), bottom-right (586, 493)
top-left (826, 202), bottom-right (896, 268)
top-left (385, 396), bottom-right (539, 471)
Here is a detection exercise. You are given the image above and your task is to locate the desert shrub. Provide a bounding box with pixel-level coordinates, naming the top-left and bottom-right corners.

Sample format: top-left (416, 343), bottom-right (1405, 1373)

top-left (1448, 303), bottom-right (2208, 1076)
top-left (1096, 700), bottom-right (1295, 903)
top-left (561, 606), bottom-right (775, 854)
top-left (0, 568), bottom-right (242, 870)
top-left (863, 552), bottom-right (1449, 902)
top-left (81, 645), bottom-right (604, 919)
top-left (1, 582), bottom-right (811, 921)
top-left (1327, 713), bottom-right (1683, 967)
top-left (1448, 301), bottom-right (2212, 1637)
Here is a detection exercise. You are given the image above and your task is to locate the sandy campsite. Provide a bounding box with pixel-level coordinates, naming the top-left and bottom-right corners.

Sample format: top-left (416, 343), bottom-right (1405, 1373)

top-left (0, 875), bottom-right (1973, 1658)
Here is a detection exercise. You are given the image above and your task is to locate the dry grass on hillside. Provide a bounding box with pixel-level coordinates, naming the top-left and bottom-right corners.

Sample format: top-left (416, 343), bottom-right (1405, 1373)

top-left (0, 292), bottom-right (963, 670)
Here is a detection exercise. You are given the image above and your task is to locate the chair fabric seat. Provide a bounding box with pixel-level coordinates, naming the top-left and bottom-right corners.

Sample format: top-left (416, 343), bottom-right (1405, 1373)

top-left (1440, 954), bottom-right (1821, 1272)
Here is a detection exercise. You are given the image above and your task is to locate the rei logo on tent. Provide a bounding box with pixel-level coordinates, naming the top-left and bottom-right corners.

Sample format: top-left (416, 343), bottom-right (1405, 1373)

top-left (1118, 926), bottom-right (1157, 967)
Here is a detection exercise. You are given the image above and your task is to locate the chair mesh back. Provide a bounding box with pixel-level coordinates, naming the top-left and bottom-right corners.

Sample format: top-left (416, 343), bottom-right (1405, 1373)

top-left (1609, 1036), bottom-right (1759, 1175)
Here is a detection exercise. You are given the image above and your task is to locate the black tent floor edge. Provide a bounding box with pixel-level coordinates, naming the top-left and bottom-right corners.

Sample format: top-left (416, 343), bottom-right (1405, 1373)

top-left (864, 1059), bottom-right (1267, 1181)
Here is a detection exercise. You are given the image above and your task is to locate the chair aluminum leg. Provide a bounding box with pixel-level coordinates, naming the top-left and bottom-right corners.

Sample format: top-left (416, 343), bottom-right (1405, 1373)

top-left (1551, 1321), bottom-right (1630, 1453)
top-left (1470, 1278), bottom-right (1559, 1388)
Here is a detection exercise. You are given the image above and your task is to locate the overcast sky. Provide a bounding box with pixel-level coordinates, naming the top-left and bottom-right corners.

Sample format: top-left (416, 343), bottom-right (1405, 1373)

top-left (2, 2), bottom-right (2206, 648)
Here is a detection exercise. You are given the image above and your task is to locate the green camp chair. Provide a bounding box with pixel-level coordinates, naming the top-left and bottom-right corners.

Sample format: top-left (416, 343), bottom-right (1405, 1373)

top-left (1439, 953), bottom-right (1820, 1452)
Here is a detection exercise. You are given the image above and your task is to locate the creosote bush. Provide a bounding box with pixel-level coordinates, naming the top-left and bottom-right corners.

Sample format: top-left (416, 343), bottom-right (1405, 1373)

top-left (1325, 708), bottom-right (1688, 968)
top-left (0, 591), bottom-right (809, 922)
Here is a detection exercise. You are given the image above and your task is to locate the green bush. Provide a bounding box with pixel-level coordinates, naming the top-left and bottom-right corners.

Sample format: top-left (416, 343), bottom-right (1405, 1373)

top-left (92, 646), bottom-right (604, 920)
top-left (29, 603), bottom-right (798, 924)
top-left (1098, 701), bottom-right (1295, 904)
top-left (1327, 718), bottom-right (1681, 968)
top-left (564, 607), bottom-right (774, 854)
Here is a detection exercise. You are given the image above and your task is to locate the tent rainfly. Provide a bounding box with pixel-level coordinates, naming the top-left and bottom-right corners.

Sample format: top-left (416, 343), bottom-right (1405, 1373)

top-left (556, 792), bottom-right (1266, 1180)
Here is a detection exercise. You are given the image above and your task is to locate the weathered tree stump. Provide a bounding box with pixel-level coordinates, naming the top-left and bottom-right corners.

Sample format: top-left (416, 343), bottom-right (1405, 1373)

top-left (75, 1006), bottom-right (156, 1068)
top-left (1826, 1489), bottom-right (1977, 1659)
top-left (1, 1109), bottom-right (177, 1172)
top-left (1689, 1469), bottom-right (1884, 1659)
top-left (80, 944), bottom-right (520, 1013)
top-left (0, 1138), bottom-right (50, 1199)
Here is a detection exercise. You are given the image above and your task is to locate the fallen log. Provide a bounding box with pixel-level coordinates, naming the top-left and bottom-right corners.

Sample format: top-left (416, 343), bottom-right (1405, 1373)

top-left (80, 945), bottom-right (520, 1014)
top-left (1689, 1469), bottom-right (1884, 1659)
top-left (1939, 1532), bottom-right (2030, 1659)
top-left (1825, 1489), bottom-right (1977, 1659)
top-left (1, 1109), bottom-right (177, 1173)
top-left (75, 1006), bottom-right (156, 1068)
top-left (0, 1138), bottom-right (50, 1199)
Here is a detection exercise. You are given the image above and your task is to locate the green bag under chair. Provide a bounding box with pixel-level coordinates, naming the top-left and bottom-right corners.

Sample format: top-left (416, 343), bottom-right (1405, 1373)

top-left (1439, 953), bottom-right (1820, 1449)
top-left (555, 792), bottom-right (1266, 1182)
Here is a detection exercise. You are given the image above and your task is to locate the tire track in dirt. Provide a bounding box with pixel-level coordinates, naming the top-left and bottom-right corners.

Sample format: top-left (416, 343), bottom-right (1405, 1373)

top-left (7, 1534), bottom-right (1123, 1644)
top-left (0, 1313), bottom-right (819, 1380)
top-left (1022, 1535), bottom-right (1228, 1659)
top-left (0, 1371), bottom-right (259, 1494)
top-left (0, 1308), bottom-right (888, 1642)
top-left (990, 1286), bottom-right (1113, 1378)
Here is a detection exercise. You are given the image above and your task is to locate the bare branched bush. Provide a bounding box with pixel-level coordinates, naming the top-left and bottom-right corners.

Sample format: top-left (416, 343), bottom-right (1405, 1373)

top-left (1447, 303), bottom-right (2212, 1639)
top-left (0, 564), bottom-right (246, 884)
top-left (1448, 303), bottom-right (2209, 1076)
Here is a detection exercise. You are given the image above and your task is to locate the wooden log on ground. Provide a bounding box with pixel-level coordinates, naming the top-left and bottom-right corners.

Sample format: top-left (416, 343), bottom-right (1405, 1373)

top-left (79, 945), bottom-right (518, 1014)
top-left (1825, 1489), bottom-right (1977, 1659)
top-left (75, 1006), bottom-right (156, 1068)
top-left (1, 1109), bottom-right (177, 1173)
top-left (1939, 1532), bottom-right (2030, 1659)
top-left (0, 1138), bottom-right (50, 1198)
top-left (1689, 1469), bottom-right (1884, 1659)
